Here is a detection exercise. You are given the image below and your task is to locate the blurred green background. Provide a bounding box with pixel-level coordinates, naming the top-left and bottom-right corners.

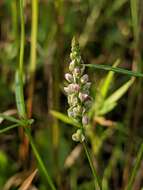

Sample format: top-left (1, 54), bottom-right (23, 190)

top-left (0, 0), bottom-right (143, 189)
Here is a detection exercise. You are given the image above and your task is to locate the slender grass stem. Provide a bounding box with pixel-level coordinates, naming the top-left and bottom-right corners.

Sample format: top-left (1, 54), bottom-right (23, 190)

top-left (19, 0), bottom-right (25, 75)
top-left (82, 141), bottom-right (102, 190)
top-left (125, 143), bottom-right (143, 190)
top-left (27, 0), bottom-right (38, 116)
top-left (25, 128), bottom-right (56, 190)
top-left (18, 0), bottom-right (26, 119)
top-left (30, 0), bottom-right (38, 74)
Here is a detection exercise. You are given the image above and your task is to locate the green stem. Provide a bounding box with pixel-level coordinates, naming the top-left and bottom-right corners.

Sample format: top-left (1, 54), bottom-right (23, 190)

top-left (25, 128), bottom-right (56, 190)
top-left (30, 0), bottom-right (38, 74)
top-left (19, 0), bottom-right (25, 75)
top-left (27, 0), bottom-right (38, 117)
top-left (82, 141), bottom-right (102, 190)
top-left (125, 143), bottom-right (143, 190)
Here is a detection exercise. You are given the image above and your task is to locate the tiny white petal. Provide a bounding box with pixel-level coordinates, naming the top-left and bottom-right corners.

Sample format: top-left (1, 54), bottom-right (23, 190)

top-left (65, 73), bottom-right (73, 83)
top-left (82, 115), bottom-right (89, 126)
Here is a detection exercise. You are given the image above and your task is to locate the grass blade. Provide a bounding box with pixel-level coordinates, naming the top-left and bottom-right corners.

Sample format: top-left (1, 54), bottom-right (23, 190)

top-left (84, 64), bottom-right (143, 77)
top-left (104, 78), bottom-right (134, 106)
top-left (0, 113), bottom-right (22, 124)
top-left (0, 124), bottom-right (20, 134)
top-left (125, 143), bottom-right (143, 190)
top-left (50, 110), bottom-right (80, 128)
top-left (25, 128), bottom-right (56, 190)
top-left (83, 142), bottom-right (102, 190)
top-left (100, 59), bottom-right (120, 98)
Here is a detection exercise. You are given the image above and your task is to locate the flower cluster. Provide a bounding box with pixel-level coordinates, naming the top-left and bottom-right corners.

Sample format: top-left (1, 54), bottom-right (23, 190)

top-left (64, 37), bottom-right (92, 142)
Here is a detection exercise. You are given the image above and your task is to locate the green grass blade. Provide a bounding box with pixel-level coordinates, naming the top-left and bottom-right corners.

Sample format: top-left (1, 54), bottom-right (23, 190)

top-left (0, 124), bottom-right (20, 134)
top-left (104, 78), bottom-right (134, 106)
top-left (125, 143), bottom-right (143, 190)
top-left (84, 64), bottom-right (143, 77)
top-left (100, 59), bottom-right (120, 98)
top-left (98, 79), bottom-right (134, 115)
top-left (50, 110), bottom-right (80, 128)
top-left (83, 142), bottom-right (102, 190)
top-left (0, 113), bottom-right (22, 124)
top-left (25, 128), bottom-right (56, 190)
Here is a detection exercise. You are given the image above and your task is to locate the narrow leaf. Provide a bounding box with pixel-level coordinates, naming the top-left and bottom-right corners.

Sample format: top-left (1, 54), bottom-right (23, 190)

top-left (100, 59), bottom-right (120, 98)
top-left (126, 143), bottom-right (143, 190)
top-left (104, 78), bottom-right (134, 106)
top-left (0, 124), bottom-right (20, 134)
top-left (0, 114), bottom-right (22, 124)
top-left (98, 102), bottom-right (117, 115)
top-left (84, 64), bottom-right (143, 77)
top-left (50, 110), bottom-right (80, 128)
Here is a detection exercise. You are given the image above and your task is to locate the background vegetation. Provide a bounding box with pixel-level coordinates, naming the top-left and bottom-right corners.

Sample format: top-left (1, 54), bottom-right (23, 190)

top-left (0, 0), bottom-right (143, 189)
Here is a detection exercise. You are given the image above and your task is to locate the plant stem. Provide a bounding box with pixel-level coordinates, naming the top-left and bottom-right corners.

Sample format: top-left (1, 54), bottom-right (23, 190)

top-left (18, 0), bottom-right (26, 119)
top-left (82, 141), bottom-right (102, 190)
top-left (25, 127), bottom-right (56, 190)
top-left (29, 0), bottom-right (38, 74)
top-left (19, 0), bottom-right (25, 75)
top-left (27, 0), bottom-right (38, 116)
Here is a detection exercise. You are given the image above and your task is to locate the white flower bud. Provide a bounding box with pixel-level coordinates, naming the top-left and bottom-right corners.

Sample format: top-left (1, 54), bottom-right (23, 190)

top-left (69, 83), bottom-right (80, 93)
top-left (82, 115), bottom-right (89, 126)
top-left (69, 60), bottom-right (75, 71)
top-left (79, 92), bottom-right (89, 102)
top-left (64, 87), bottom-right (69, 93)
top-left (73, 67), bottom-right (81, 77)
top-left (72, 129), bottom-right (85, 142)
top-left (68, 95), bottom-right (78, 106)
top-left (65, 73), bottom-right (73, 83)
top-left (64, 84), bottom-right (80, 94)
top-left (80, 74), bottom-right (88, 83)
top-left (72, 105), bottom-right (82, 116)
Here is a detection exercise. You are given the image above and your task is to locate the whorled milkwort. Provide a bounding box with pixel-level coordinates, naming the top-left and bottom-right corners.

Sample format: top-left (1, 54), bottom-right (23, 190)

top-left (64, 37), bottom-right (92, 142)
